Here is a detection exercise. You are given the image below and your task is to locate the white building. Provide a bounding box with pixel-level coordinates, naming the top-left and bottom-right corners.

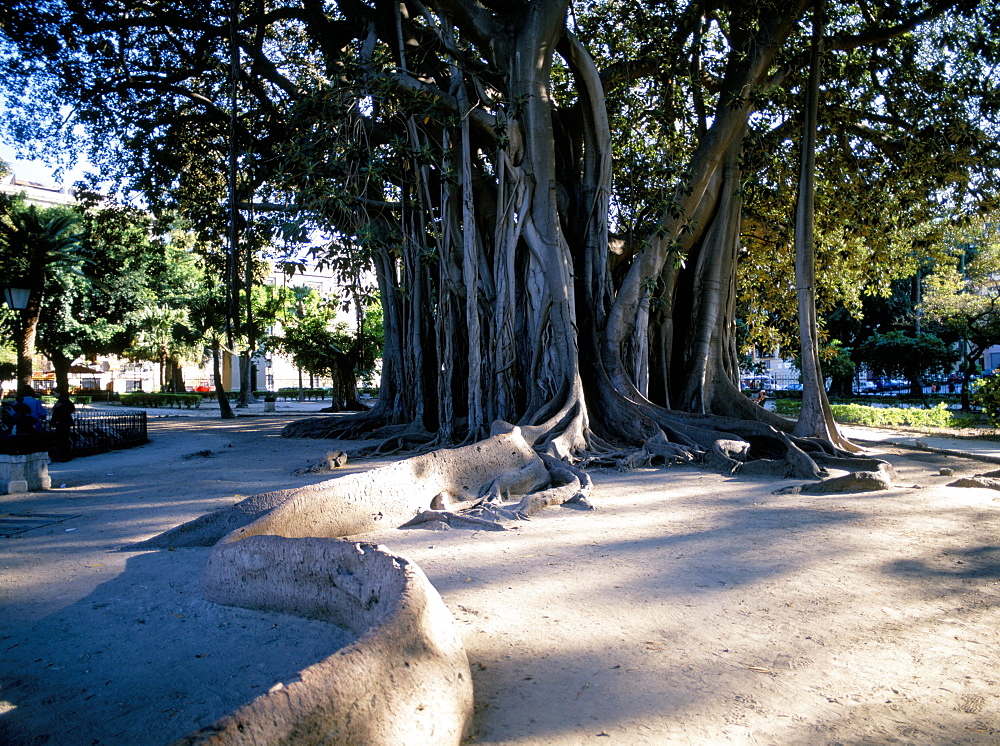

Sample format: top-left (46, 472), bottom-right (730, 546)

top-left (2, 173), bottom-right (365, 397)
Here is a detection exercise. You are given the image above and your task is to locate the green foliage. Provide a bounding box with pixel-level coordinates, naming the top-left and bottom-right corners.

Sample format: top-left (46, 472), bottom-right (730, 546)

top-left (275, 387), bottom-right (328, 400)
top-left (119, 392), bottom-right (201, 409)
top-left (268, 286), bottom-right (379, 382)
top-left (919, 217), bottom-right (1000, 368)
top-left (854, 331), bottom-right (957, 389)
top-left (0, 197), bottom-right (83, 292)
top-left (775, 399), bottom-right (955, 428)
top-left (971, 375), bottom-right (1000, 426)
top-left (819, 341), bottom-right (856, 380)
top-left (37, 202), bottom-right (168, 368)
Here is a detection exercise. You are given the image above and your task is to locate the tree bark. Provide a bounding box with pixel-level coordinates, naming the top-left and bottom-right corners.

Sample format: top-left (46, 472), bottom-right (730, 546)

top-left (15, 304), bottom-right (40, 394)
top-left (213, 345), bottom-right (236, 419)
top-left (790, 1), bottom-right (857, 453)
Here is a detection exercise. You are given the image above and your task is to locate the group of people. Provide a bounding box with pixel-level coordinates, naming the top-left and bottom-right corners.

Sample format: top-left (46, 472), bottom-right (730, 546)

top-left (1, 386), bottom-right (76, 441)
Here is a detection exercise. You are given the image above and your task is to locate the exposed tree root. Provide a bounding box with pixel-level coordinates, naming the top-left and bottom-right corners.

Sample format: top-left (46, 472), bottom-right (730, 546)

top-left (400, 509), bottom-right (507, 531)
top-left (948, 475), bottom-right (1000, 490)
top-left (280, 411), bottom-right (395, 441)
top-left (396, 450), bottom-right (593, 529)
top-left (292, 450), bottom-right (348, 475)
top-left (773, 461), bottom-right (900, 495)
top-left (279, 389), bottom-right (868, 501)
top-left (133, 425), bottom-right (596, 549)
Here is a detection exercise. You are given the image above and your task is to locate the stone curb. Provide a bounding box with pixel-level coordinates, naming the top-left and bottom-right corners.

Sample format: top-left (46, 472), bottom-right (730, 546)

top-left (911, 439), bottom-right (1000, 466)
top-left (851, 434), bottom-right (1000, 466)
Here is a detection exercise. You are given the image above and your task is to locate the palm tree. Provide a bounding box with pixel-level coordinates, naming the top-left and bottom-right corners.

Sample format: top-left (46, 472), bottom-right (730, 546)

top-left (0, 199), bottom-right (83, 392)
top-left (128, 305), bottom-right (201, 392)
top-left (186, 284), bottom-right (236, 419)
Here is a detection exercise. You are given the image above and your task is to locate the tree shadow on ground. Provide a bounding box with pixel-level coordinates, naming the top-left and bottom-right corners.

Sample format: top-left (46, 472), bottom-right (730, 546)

top-left (0, 549), bottom-right (352, 746)
top-left (884, 544), bottom-right (1000, 583)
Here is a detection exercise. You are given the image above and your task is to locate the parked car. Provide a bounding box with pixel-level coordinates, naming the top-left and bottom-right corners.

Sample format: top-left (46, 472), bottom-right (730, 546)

top-left (740, 375), bottom-right (775, 391)
top-left (873, 377), bottom-right (907, 392)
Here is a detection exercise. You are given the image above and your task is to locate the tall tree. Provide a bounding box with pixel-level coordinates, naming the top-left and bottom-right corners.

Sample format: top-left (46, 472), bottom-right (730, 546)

top-left (0, 196), bottom-right (83, 392)
top-left (36, 200), bottom-right (166, 393)
top-left (919, 217), bottom-right (1000, 407)
top-left (2, 1), bottom-right (998, 477)
top-left (790, 0), bottom-right (857, 450)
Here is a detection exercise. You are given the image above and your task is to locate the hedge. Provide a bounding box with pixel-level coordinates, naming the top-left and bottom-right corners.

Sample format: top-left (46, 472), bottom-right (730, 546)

top-left (41, 395), bottom-right (93, 405)
top-left (275, 387), bottom-right (329, 400)
top-left (120, 392), bottom-right (202, 409)
top-left (73, 389), bottom-right (120, 402)
top-left (774, 399), bottom-right (954, 428)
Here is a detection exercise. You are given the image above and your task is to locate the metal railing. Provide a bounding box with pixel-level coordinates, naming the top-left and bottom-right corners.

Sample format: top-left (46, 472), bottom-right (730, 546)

top-left (46, 409), bottom-right (149, 460)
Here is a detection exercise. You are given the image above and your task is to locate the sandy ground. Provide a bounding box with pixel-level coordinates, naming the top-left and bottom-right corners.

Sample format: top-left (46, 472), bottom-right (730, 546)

top-left (1, 412), bottom-right (999, 745)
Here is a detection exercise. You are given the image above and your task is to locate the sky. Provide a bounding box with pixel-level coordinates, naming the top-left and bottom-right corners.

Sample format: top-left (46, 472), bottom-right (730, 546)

top-left (0, 140), bottom-right (87, 187)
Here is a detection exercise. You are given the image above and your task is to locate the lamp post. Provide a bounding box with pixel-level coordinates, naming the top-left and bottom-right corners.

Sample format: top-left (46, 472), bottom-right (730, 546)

top-left (4, 285), bottom-right (31, 392)
top-left (3, 286), bottom-right (29, 311)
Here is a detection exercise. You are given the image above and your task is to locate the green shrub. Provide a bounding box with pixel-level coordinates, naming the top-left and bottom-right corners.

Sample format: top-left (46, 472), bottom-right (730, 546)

top-left (276, 387), bottom-right (328, 400)
top-left (74, 389), bottom-right (119, 402)
top-left (774, 399), bottom-right (954, 428)
top-left (71, 395), bottom-right (92, 405)
top-left (972, 376), bottom-right (1000, 426)
top-left (120, 392), bottom-right (202, 409)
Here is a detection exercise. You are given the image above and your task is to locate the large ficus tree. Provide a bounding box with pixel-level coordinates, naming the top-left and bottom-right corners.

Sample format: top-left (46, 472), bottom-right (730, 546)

top-left (2, 1), bottom-right (998, 476)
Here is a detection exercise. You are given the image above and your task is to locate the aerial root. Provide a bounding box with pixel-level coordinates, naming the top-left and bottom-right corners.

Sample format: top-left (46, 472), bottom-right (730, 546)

top-left (398, 444), bottom-right (596, 530)
top-left (578, 431), bottom-right (699, 471)
top-left (400, 509), bottom-right (507, 531)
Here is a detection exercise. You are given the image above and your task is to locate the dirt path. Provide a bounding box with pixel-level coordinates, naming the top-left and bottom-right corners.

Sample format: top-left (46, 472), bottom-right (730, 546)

top-left (1, 415), bottom-right (999, 744)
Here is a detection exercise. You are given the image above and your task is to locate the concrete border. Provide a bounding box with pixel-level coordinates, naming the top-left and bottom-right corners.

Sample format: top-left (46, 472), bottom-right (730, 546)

top-left (0, 452), bottom-right (51, 494)
top-left (175, 536), bottom-right (472, 745)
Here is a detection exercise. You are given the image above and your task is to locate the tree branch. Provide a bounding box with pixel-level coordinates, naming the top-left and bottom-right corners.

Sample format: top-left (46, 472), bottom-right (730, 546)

top-left (421, 0), bottom-right (502, 52)
top-left (827, 0), bottom-right (961, 52)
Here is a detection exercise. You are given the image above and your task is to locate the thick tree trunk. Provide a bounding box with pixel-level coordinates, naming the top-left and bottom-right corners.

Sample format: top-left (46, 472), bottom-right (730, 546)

top-left (237, 351), bottom-right (253, 407)
top-left (48, 349), bottom-right (72, 395)
top-left (213, 345), bottom-right (235, 419)
top-left (790, 1), bottom-right (857, 452)
top-left (16, 302), bottom-right (41, 394)
top-left (282, 2), bottom-right (861, 483)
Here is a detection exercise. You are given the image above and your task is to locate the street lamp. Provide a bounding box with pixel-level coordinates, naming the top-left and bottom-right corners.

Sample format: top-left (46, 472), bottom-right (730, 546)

top-left (3, 287), bottom-right (30, 310)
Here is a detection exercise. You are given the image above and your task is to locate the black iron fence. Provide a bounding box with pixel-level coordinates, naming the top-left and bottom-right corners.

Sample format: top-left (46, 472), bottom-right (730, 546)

top-left (47, 409), bottom-right (149, 460)
top-left (0, 408), bottom-right (149, 459)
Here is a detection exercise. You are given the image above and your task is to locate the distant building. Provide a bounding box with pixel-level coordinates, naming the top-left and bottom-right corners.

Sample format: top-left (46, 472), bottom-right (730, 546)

top-left (1, 172), bottom-right (367, 397)
top-left (0, 174), bottom-right (78, 207)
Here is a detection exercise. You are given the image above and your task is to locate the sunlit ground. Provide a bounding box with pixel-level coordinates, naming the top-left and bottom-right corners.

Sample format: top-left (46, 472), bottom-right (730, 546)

top-left (0, 416), bottom-right (998, 744)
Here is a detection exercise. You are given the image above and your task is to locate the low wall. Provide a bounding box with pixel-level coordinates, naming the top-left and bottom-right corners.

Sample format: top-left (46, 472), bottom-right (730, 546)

top-left (0, 452), bottom-right (51, 494)
top-left (175, 537), bottom-right (472, 745)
